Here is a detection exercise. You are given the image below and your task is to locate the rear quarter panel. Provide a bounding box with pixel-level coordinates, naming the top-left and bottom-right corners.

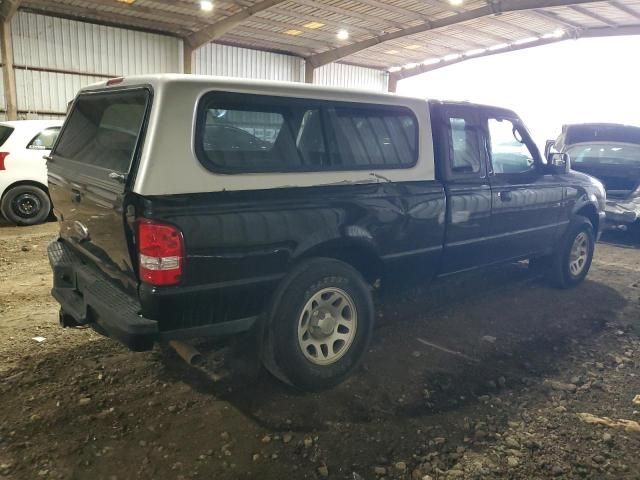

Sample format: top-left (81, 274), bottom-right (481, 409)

top-left (138, 181), bottom-right (445, 331)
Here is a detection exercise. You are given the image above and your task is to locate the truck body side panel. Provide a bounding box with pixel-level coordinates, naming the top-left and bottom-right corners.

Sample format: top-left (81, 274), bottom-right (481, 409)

top-left (137, 181), bottom-right (446, 331)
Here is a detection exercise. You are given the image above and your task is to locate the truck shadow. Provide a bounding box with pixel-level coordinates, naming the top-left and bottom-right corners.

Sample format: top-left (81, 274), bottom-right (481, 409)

top-left (599, 229), bottom-right (639, 249)
top-left (158, 262), bottom-right (627, 431)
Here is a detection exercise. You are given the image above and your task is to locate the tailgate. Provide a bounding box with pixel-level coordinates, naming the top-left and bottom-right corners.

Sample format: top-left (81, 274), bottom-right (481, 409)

top-left (48, 87), bottom-right (151, 294)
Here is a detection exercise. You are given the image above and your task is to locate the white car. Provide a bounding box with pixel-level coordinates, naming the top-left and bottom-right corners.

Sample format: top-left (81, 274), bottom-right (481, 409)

top-left (0, 120), bottom-right (63, 225)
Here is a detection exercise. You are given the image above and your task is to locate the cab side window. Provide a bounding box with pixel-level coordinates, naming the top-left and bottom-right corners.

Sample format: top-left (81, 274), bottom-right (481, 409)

top-left (441, 109), bottom-right (484, 178)
top-left (487, 118), bottom-right (536, 174)
top-left (28, 127), bottom-right (61, 150)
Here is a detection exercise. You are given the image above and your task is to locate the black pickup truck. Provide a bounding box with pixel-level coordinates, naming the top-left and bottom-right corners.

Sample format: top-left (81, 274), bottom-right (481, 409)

top-left (47, 75), bottom-right (605, 390)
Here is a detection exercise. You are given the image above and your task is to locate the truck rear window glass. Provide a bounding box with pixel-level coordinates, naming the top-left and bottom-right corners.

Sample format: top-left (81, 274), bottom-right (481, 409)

top-left (196, 92), bottom-right (418, 173)
top-left (53, 89), bottom-right (149, 172)
top-left (0, 126), bottom-right (14, 147)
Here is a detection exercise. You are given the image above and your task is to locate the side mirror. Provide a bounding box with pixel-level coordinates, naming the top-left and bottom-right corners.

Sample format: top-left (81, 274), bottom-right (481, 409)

top-left (544, 139), bottom-right (556, 159)
top-left (548, 152), bottom-right (570, 173)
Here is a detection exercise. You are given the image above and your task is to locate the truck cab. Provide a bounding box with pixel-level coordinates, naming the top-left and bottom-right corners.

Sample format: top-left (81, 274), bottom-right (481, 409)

top-left (47, 75), bottom-right (605, 390)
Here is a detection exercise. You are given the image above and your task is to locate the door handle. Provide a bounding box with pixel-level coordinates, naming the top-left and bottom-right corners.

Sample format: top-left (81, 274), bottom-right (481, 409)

top-left (498, 191), bottom-right (512, 202)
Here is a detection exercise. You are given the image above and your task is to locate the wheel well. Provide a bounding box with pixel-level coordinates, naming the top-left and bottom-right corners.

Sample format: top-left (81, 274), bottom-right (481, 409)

top-left (1, 180), bottom-right (49, 200)
top-left (297, 242), bottom-right (383, 284)
top-left (576, 204), bottom-right (599, 232)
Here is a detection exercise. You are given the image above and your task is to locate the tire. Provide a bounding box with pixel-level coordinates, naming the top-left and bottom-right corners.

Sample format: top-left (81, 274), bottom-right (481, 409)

top-left (1, 185), bottom-right (51, 226)
top-left (265, 258), bottom-right (374, 391)
top-left (548, 216), bottom-right (595, 289)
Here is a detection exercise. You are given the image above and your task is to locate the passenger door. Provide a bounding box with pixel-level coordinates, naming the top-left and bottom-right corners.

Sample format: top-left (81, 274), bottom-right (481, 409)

top-left (483, 112), bottom-right (565, 262)
top-left (432, 103), bottom-right (493, 274)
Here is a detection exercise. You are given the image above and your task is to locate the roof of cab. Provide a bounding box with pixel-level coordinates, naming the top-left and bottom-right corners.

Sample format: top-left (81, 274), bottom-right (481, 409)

top-left (79, 73), bottom-right (424, 104)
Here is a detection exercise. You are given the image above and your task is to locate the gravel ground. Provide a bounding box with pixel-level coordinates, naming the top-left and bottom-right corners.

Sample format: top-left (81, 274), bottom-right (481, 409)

top-left (1, 221), bottom-right (639, 480)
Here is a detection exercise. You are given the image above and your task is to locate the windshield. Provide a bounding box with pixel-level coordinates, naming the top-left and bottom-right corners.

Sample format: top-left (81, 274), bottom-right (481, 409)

top-left (567, 143), bottom-right (640, 167)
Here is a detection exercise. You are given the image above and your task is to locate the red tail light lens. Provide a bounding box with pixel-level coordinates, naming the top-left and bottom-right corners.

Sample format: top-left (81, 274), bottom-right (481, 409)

top-left (0, 152), bottom-right (8, 170)
top-left (137, 219), bottom-right (184, 286)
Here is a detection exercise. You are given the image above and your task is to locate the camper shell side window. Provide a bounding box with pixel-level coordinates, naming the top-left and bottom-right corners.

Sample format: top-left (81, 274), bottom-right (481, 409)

top-left (194, 92), bottom-right (419, 174)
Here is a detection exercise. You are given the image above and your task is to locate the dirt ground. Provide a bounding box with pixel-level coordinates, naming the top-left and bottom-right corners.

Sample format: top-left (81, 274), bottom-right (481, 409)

top-left (1, 221), bottom-right (639, 480)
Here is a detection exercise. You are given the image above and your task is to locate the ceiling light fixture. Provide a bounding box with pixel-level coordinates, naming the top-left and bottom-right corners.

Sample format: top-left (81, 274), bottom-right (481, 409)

top-left (513, 36), bottom-right (539, 45)
top-left (117, 0), bottom-right (136, 4)
top-left (285, 29), bottom-right (303, 36)
top-left (443, 53), bottom-right (462, 61)
top-left (449, 0), bottom-right (464, 5)
top-left (200, 0), bottom-right (214, 12)
top-left (422, 58), bottom-right (440, 66)
top-left (488, 43), bottom-right (509, 51)
top-left (389, 66), bottom-right (402, 72)
top-left (404, 44), bottom-right (421, 50)
top-left (403, 62), bottom-right (419, 69)
top-left (304, 21), bottom-right (325, 29)
top-left (337, 29), bottom-right (349, 40)
top-left (465, 48), bottom-right (486, 56)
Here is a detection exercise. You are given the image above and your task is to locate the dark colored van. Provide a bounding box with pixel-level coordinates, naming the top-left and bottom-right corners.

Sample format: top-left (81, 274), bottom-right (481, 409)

top-left (47, 75), bottom-right (605, 390)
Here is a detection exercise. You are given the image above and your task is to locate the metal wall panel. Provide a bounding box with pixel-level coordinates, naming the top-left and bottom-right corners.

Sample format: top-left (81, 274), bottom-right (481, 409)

top-left (9, 11), bottom-right (181, 117)
top-left (194, 43), bottom-right (304, 82)
top-left (15, 69), bottom-right (104, 116)
top-left (1, 11), bottom-right (389, 119)
top-left (313, 62), bottom-right (389, 92)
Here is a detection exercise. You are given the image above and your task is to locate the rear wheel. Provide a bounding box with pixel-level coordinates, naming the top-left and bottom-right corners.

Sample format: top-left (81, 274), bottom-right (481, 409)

top-left (1, 185), bottom-right (51, 226)
top-left (265, 258), bottom-right (374, 391)
top-left (547, 216), bottom-right (595, 288)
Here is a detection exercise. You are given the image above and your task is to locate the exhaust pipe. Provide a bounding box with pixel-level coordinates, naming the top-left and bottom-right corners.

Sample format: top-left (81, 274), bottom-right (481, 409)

top-left (169, 340), bottom-right (203, 366)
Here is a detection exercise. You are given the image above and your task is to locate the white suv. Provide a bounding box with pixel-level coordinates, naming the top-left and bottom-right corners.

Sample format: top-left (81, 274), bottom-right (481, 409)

top-left (0, 120), bottom-right (62, 225)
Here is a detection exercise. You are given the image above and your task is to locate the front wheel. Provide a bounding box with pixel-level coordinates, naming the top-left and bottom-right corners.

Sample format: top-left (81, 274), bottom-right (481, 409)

top-left (548, 216), bottom-right (595, 288)
top-left (265, 258), bottom-right (374, 391)
top-left (1, 185), bottom-right (51, 226)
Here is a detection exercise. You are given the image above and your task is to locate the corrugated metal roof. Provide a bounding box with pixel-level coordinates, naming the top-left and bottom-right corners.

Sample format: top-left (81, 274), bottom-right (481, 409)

top-left (16, 0), bottom-right (640, 74)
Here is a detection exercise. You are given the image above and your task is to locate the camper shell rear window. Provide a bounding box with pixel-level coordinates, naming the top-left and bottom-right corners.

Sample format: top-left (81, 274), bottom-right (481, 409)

top-left (195, 92), bottom-right (419, 174)
top-left (53, 88), bottom-right (151, 173)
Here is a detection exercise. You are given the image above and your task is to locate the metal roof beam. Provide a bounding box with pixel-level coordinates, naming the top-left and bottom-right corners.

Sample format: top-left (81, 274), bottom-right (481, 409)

top-left (221, 34), bottom-right (311, 56)
top-left (184, 0), bottom-right (288, 49)
top-left (291, 0), bottom-right (405, 29)
top-left (24, 2), bottom-right (193, 36)
top-left (389, 24), bottom-right (640, 83)
top-left (569, 4), bottom-right (619, 26)
top-left (253, 8), bottom-right (380, 36)
top-left (531, 8), bottom-right (583, 29)
top-left (0, 0), bottom-right (20, 22)
top-left (306, 0), bottom-right (608, 68)
top-left (608, 0), bottom-right (640, 21)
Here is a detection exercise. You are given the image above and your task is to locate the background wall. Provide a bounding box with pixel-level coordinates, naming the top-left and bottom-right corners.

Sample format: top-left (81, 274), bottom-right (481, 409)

top-left (1, 11), bottom-right (388, 121)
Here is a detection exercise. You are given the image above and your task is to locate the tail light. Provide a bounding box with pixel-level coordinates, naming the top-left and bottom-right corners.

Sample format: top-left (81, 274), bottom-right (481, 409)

top-left (137, 219), bottom-right (184, 286)
top-left (0, 152), bottom-right (8, 170)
